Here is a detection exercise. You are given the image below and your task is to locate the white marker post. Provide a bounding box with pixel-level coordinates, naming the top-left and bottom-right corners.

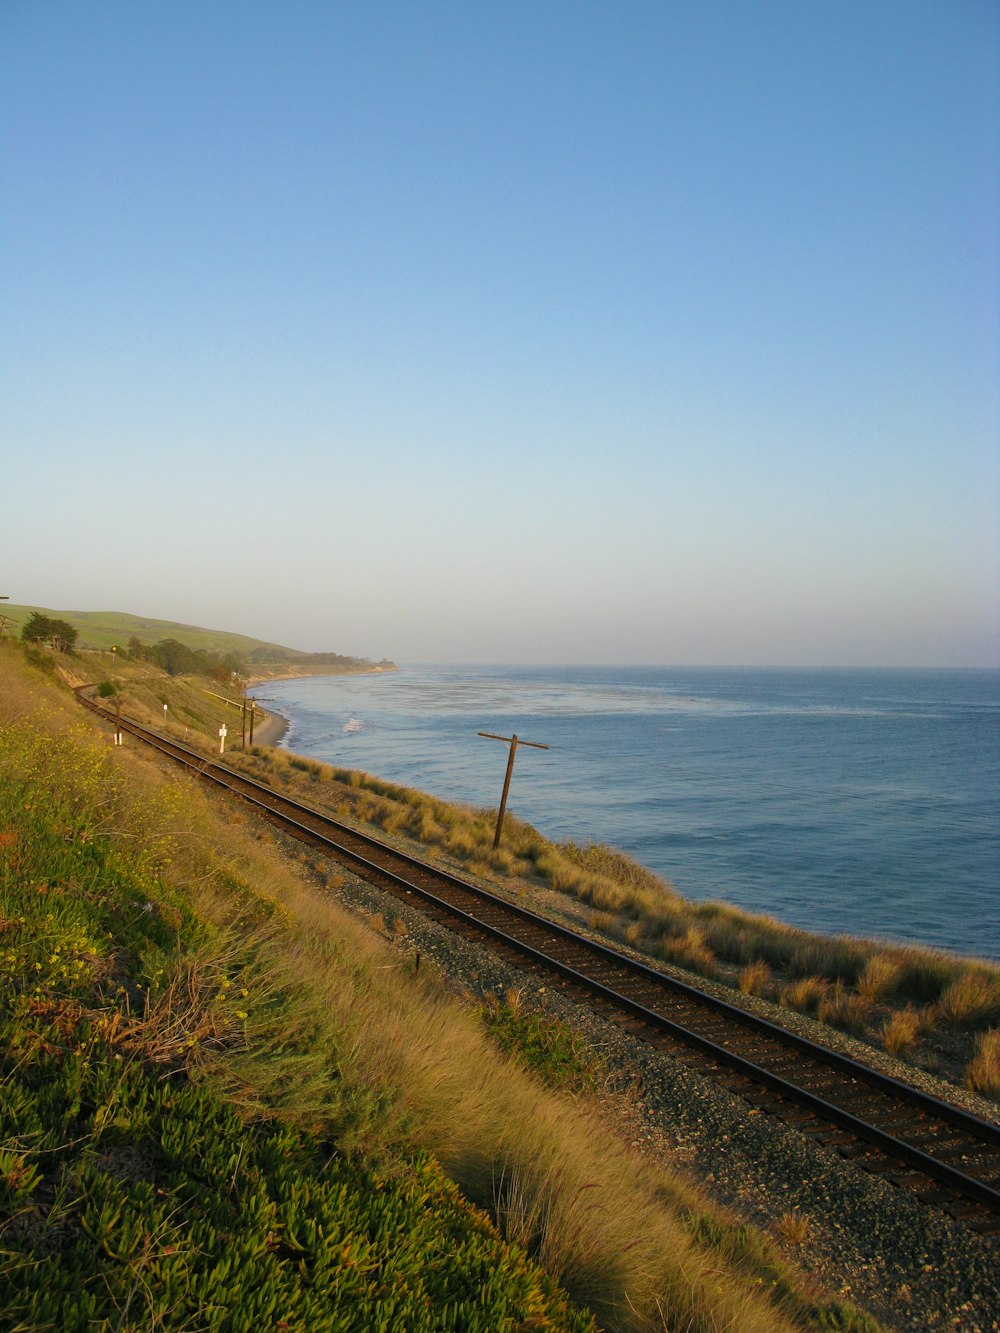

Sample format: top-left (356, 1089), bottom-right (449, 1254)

top-left (219, 723), bottom-right (227, 754)
top-left (163, 703), bottom-right (168, 726)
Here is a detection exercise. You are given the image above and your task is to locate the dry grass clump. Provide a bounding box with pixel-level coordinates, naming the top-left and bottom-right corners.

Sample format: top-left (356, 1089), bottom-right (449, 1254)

top-left (379, 808), bottom-right (409, 836)
top-left (775, 1211), bottom-right (812, 1248)
top-left (781, 976), bottom-right (830, 1017)
top-left (98, 947), bottom-right (254, 1066)
top-left (817, 987), bottom-right (870, 1037)
top-left (894, 948), bottom-right (962, 1005)
top-left (934, 971), bottom-right (1000, 1028)
top-left (565, 842), bottom-right (674, 901)
top-left (587, 911), bottom-right (616, 934)
top-left (488, 846), bottom-right (520, 875)
top-left (965, 1029), bottom-right (1000, 1100)
top-left (784, 936), bottom-right (868, 987)
top-left (856, 955), bottom-right (900, 1003)
top-left (533, 848), bottom-right (624, 911)
top-left (445, 828), bottom-right (477, 857)
top-left (739, 959), bottom-right (771, 997)
top-left (697, 911), bottom-right (763, 966)
top-left (881, 1006), bottom-right (923, 1056)
top-left (650, 925), bottom-right (715, 975)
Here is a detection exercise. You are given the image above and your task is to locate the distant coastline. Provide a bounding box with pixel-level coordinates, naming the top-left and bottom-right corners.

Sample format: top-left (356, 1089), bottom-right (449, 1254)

top-left (244, 663), bottom-right (396, 689)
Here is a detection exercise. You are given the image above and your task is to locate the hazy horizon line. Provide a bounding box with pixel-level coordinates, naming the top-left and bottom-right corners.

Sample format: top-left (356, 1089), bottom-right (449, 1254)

top-left (401, 660), bottom-right (1000, 673)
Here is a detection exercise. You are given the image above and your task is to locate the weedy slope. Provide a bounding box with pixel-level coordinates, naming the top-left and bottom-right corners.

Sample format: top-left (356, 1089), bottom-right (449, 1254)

top-left (0, 641), bottom-right (881, 1331)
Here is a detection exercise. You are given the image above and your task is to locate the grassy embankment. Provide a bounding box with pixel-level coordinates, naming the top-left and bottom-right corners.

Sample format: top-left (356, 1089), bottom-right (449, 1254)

top-left (219, 734), bottom-right (1000, 1103)
top-left (88, 638), bottom-right (1000, 1100)
top-left (0, 639), bottom-right (887, 1330)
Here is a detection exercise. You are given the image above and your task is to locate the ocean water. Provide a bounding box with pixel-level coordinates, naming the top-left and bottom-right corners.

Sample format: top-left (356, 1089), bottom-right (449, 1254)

top-left (255, 666), bottom-right (1000, 962)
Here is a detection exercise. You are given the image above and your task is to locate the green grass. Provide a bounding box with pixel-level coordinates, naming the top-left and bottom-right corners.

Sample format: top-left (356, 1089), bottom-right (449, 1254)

top-left (1, 604), bottom-right (391, 668)
top-left (481, 990), bottom-right (605, 1093)
top-left (2, 604), bottom-right (291, 656)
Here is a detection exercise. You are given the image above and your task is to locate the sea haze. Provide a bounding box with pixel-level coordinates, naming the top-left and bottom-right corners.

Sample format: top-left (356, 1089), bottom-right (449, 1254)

top-left (255, 666), bottom-right (1000, 963)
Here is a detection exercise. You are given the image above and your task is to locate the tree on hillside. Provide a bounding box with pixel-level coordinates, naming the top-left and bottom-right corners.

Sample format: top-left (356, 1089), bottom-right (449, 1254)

top-left (21, 612), bottom-right (78, 651)
top-left (142, 638), bottom-right (243, 679)
top-left (148, 638), bottom-right (198, 676)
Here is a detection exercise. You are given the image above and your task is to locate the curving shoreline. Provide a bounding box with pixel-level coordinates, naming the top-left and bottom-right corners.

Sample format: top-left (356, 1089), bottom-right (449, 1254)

top-left (248, 706), bottom-right (289, 748)
top-left (242, 665), bottom-right (392, 749)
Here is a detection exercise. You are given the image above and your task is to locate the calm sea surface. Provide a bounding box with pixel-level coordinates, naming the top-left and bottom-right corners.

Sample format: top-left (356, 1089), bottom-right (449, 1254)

top-left (256, 666), bottom-right (1000, 962)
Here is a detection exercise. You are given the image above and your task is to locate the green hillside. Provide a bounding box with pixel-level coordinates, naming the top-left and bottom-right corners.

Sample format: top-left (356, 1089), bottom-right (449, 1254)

top-left (1, 605), bottom-right (388, 667)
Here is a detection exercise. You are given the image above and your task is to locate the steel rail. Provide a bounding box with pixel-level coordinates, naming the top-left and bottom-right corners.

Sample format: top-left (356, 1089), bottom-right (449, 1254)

top-left (79, 690), bottom-right (1000, 1225)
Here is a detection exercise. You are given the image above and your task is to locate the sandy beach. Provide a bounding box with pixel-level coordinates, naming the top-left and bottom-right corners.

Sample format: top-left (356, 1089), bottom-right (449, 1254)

top-left (248, 705), bottom-right (289, 748)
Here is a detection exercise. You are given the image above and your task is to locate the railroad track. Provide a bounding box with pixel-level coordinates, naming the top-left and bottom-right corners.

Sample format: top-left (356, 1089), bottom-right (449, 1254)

top-left (79, 689), bottom-right (1000, 1235)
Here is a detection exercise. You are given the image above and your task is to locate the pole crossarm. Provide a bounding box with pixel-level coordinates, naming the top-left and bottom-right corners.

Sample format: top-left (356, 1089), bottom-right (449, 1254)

top-left (478, 731), bottom-right (550, 848)
top-left (477, 731), bottom-right (549, 750)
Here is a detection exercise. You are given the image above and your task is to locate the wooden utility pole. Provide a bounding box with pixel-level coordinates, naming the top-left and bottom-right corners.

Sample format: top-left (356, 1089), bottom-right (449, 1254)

top-left (249, 698), bottom-right (256, 745)
top-left (241, 694), bottom-right (247, 748)
top-left (478, 731), bottom-right (549, 849)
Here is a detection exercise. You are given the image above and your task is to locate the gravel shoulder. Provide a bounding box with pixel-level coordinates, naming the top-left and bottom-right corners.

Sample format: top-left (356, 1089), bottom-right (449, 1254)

top-left (293, 835), bottom-right (1000, 1333)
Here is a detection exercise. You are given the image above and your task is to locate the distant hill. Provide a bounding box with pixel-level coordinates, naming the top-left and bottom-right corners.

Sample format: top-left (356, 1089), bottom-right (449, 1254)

top-left (0, 605), bottom-right (394, 670)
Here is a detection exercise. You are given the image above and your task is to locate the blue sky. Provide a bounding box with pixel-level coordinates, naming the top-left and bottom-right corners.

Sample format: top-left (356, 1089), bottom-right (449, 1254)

top-left (3, 1), bottom-right (998, 665)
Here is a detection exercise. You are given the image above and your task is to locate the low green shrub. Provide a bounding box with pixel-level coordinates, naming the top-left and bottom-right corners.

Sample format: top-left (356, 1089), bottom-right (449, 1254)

top-left (481, 992), bottom-right (603, 1093)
